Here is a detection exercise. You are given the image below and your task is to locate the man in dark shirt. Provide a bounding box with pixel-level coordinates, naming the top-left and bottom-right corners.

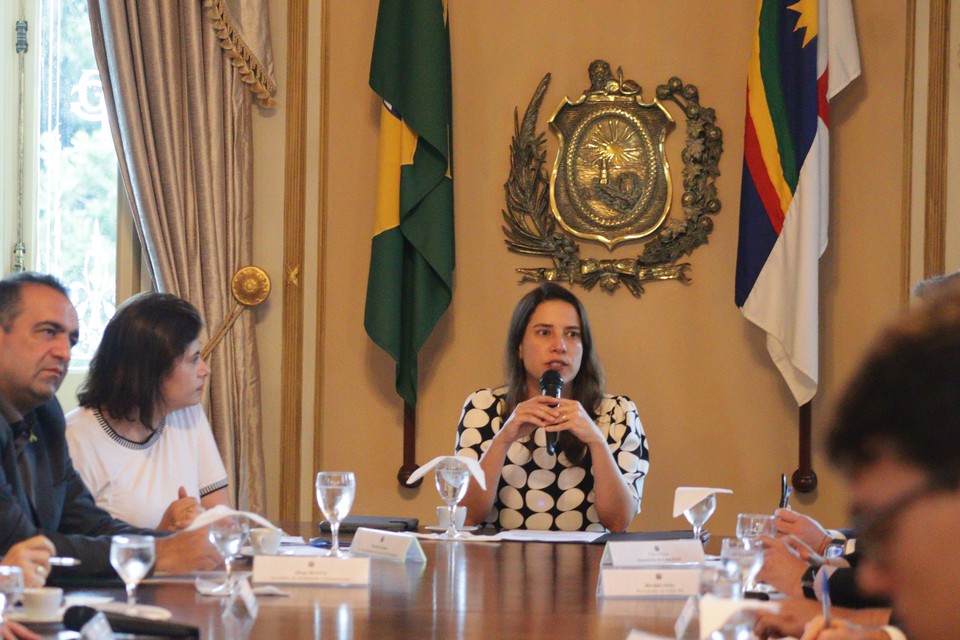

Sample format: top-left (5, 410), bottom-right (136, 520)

top-left (0, 272), bottom-right (221, 579)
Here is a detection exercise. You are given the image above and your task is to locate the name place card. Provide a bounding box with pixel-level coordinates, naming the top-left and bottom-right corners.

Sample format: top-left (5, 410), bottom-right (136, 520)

top-left (252, 555), bottom-right (370, 586)
top-left (627, 631), bottom-right (673, 640)
top-left (597, 565), bottom-right (701, 599)
top-left (698, 594), bottom-right (779, 640)
top-left (350, 527), bottom-right (426, 563)
top-left (674, 595), bottom-right (698, 640)
top-left (601, 540), bottom-right (705, 566)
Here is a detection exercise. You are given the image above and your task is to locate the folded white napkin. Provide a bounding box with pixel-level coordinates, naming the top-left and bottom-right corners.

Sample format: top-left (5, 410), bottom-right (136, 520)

top-left (184, 505), bottom-right (282, 532)
top-left (404, 455), bottom-right (486, 490)
top-left (672, 487), bottom-right (733, 518)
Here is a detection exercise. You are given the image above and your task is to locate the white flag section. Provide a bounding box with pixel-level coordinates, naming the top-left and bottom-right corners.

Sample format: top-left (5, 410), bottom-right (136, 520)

top-left (739, 0), bottom-right (860, 405)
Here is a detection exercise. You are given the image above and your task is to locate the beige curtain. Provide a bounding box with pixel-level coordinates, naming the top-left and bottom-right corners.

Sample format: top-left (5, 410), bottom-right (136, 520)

top-left (87, 0), bottom-right (276, 513)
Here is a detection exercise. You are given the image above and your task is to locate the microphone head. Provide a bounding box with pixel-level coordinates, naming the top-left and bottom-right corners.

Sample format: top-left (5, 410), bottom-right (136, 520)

top-left (63, 605), bottom-right (98, 631)
top-left (539, 369), bottom-right (563, 395)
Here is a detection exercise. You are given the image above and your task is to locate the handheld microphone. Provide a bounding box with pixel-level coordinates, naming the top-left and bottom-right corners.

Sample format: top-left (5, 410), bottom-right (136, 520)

top-left (539, 369), bottom-right (563, 455)
top-left (63, 605), bottom-right (200, 638)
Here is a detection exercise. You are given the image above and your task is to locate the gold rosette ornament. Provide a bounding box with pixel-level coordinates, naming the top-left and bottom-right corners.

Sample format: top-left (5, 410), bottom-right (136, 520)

top-left (201, 266), bottom-right (271, 360)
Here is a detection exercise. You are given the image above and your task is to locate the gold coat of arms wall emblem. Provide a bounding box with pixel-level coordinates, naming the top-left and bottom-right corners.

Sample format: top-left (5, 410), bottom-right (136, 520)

top-left (550, 60), bottom-right (673, 248)
top-left (502, 61), bottom-right (723, 296)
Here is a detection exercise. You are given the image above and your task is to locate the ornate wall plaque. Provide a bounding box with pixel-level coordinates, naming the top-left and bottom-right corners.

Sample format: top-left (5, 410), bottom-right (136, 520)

top-left (502, 61), bottom-right (723, 296)
top-left (550, 60), bottom-right (674, 249)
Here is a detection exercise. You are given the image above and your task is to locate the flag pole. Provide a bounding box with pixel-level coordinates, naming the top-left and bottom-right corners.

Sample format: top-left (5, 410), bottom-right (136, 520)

top-left (398, 402), bottom-right (422, 487)
top-left (792, 401), bottom-right (817, 492)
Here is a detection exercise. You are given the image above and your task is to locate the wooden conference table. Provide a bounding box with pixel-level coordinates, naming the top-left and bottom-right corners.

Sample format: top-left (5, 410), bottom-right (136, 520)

top-left (39, 523), bottom-right (687, 639)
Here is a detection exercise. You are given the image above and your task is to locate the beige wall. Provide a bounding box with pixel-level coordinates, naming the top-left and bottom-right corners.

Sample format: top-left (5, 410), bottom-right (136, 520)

top-left (252, 0), bottom-right (909, 539)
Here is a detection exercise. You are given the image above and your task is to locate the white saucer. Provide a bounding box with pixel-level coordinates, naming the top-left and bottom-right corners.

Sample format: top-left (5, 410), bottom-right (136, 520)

top-left (425, 525), bottom-right (479, 533)
top-left (93, 602), bottom-right (172, 620)
top-left (7, 609), bottom-right (62, 624)
top-left (66, 595), bottom-right (113, 607)
top-left (7, 595), bottom-right (116, 624)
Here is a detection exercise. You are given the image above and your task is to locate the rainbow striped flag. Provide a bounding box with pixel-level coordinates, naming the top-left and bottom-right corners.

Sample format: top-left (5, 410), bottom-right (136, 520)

top-left (735, 0), bottom-right (860, 405)
top-left (366, 0), bottom-right (454, 407)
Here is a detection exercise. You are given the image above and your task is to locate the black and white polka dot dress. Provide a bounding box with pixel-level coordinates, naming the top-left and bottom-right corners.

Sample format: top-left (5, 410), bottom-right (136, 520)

top-left (454, 387), bottom-right (649, 531)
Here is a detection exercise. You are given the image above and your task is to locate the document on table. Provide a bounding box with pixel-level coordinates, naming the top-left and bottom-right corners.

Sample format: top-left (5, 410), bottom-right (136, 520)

top-left (495, 530), bottom-right (604, 543)
top-left (410, 530), bottom-right (604, 543)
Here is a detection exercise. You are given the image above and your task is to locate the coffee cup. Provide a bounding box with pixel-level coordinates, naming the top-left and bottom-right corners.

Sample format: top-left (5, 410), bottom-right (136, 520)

top-left (22, 587), bottom-right (62, 620)
top-left (250, 527), bottom-right (282, 555)
top-left (436, 505), bottom-right (467, 529)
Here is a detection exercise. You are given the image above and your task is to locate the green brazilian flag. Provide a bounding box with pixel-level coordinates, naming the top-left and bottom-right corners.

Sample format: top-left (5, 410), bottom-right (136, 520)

top-left (366, 0), bottom-right (454, 407)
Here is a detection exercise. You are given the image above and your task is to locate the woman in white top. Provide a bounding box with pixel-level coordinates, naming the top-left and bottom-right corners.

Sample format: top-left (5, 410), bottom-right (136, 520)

top-left (65, 293), bottom-right (229, 531)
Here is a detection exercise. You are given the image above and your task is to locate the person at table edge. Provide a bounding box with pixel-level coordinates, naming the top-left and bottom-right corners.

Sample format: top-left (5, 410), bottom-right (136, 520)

top-left (0, 272), bottom-right (221, 579)
top-left (455, 283), bottom-right (649, 532)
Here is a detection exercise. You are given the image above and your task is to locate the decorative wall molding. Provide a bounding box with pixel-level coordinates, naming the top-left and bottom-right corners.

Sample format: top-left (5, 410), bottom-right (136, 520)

top-left (280, 0), bottom-right (309, 522)
top-left (312, 0), bottom-right (331, 525)
top-left (901, 0), bottom-right (917, 307)
top-left (923, 0), bottom-right (950, 279)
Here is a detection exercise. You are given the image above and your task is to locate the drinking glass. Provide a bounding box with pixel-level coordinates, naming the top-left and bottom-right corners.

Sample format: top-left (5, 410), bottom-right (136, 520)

top-left (682, 494), bottom-right (716, 542)
top-left (698, 562), bottom-right (742, 600)
top-left (720, 537), bottom-right (764, 592)
top-left (735, 513), bottom-right (776, 541)
top-left (209, 516), bottom-right (250, 594)
top-left (0, 566), bottom-right (24, 624)
top-left (316, 471), bottom-right (356, 557)
top-left (109, 535), bottom-right (155, 614)
top-left (434, 458), bottom-right (471, 539)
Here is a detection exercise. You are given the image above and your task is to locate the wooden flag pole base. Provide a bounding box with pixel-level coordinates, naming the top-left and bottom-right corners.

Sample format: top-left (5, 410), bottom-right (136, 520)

top-left (398, 401), bottom-right (422, 488)
top-left (397, 464), bottom-right (421, 487)
top-left (792, 468), bottom-right (818, 493)
top-left (792, 401), bottom-right (818, 492)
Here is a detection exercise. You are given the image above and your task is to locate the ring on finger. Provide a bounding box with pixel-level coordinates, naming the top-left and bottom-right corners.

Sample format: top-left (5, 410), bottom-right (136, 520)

top-left (35, 564), bottom-right (45, 576)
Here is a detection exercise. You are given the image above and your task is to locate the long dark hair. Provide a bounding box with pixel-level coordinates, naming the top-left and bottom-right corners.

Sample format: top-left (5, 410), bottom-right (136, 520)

top-left (78, 292), bottom-right (203, 429)
top-left (504, 283), bottom-right (604, 463)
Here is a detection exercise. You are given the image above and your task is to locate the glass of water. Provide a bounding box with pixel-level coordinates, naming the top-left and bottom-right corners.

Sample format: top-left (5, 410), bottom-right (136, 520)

top-left (434, 458), bottom-right (471, 539)
top-left (209, 517), bottom-right (250, 594)
top-left (316, 471), bottom-right (356, 557)
top-left (698, 562), bottom-right (742, 600)
top-left (736, 513), bottom-right (776, 541)
top-left (682, 494), bottom-right (717, 542)
top-left (0, 565), bottom-right (24, 624)
top-left (109, 535), bottom-right (155, 614)
top-left (721, 537), bottom-right (764, 592)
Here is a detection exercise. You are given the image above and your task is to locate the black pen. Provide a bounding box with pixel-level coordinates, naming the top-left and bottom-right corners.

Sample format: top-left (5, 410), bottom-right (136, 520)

top-left (779, 474), bottom-right (792, 509)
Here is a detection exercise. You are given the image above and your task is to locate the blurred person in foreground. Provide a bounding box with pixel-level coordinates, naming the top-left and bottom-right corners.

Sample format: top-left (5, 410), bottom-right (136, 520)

top-left (0, 272), bottom-right (221, 578)
top-left (455, 282), bottom-right (649, 532)
top-left (760, 284), bottom-right (960, 639)
top-left (759, 509), bottom-right (887, 610)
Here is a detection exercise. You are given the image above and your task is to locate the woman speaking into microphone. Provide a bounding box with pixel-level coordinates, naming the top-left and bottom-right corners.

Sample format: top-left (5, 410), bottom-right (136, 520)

top-left (455, 283), bottom-right (649, 532)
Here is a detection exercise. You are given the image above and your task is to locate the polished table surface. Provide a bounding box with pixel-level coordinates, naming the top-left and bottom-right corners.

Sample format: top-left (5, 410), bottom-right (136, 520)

top-left (38, 523), bottom-right (687, 639)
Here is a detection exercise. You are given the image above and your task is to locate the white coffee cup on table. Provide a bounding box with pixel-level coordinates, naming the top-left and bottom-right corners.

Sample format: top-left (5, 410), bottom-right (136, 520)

top-left (22, 586), bottom-right (62, 620)
top-left (250, 528), bottom-right (281, 555)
